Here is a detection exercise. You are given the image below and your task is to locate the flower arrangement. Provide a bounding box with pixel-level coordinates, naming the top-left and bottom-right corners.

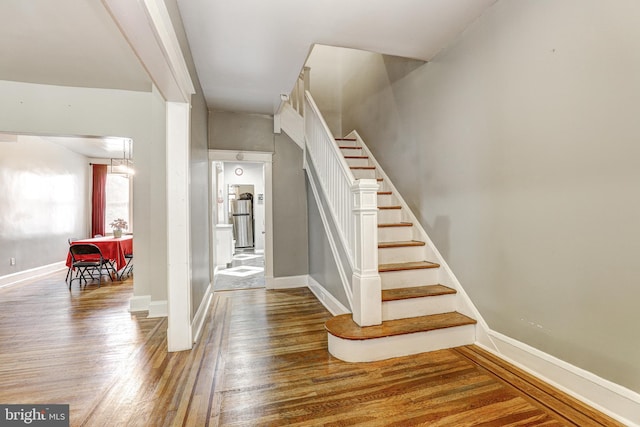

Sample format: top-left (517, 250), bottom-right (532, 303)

top-left (109, 218), bottom-right (128, 231)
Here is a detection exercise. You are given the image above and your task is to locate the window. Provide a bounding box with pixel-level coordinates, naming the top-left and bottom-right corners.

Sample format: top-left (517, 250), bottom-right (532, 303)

top-left (104, 173), bottom-right (131, 233)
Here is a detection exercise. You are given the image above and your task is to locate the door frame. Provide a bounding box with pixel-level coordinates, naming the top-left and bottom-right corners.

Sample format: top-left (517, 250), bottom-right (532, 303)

top-left (208, 150), bottom-right (274, 287)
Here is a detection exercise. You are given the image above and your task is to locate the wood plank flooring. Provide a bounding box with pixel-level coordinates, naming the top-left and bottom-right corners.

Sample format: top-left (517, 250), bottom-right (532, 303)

top-left (0, 271), bottom-right (623, 426)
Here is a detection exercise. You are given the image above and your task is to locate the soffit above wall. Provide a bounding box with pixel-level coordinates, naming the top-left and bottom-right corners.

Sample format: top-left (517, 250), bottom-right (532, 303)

top-left (177, 0), bottom-right (497, 114)
top-left (0, 0), bottom-right (151, 92)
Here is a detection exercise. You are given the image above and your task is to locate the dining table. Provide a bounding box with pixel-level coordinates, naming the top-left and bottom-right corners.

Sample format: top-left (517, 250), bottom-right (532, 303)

top-left (66, 235), bottom-right (133, 273)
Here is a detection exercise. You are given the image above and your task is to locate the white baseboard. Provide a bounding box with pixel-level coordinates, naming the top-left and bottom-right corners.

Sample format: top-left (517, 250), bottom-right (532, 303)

top-left (129, 295), bottom-right (151, 312)
top-left (484, 330), bottom-right (640, 427)
top-left (148, 300), bottom-right (168, 318)
top-left (191, 283), bottom-right (212, 343)
top-left (308, 276), bottom-right (350, 316)
top-left (267, 275), bottom-right (308, 289)
top-left (0, 262), bottom-right (66, 289)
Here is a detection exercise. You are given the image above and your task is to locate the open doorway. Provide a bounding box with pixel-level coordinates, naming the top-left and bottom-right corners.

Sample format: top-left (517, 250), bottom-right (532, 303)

top-left (212, 158), bottom-right (268, 291)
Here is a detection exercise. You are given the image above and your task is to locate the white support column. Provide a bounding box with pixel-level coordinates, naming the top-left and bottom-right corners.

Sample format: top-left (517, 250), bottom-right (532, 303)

top-left (166, 101), bottom-right (192, 352)
top-left (351, 179), bottom-right (381, 326)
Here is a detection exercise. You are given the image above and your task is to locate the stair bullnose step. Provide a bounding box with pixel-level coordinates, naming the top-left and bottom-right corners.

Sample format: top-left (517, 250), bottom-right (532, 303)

top-left (378, 240), bottom-right (426, 249)
top-left (382, 285), bottom-right (456, 302)
top-left (379, 261), bottom-right (440, 272)
top-left (325, 312), bottom-right (476, 341)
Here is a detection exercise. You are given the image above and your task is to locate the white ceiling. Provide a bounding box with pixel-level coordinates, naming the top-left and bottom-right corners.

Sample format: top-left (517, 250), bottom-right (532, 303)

top-left (177, 0), bottom-right (496, 114)
top-left (0, 0), bottom-right (495, 118)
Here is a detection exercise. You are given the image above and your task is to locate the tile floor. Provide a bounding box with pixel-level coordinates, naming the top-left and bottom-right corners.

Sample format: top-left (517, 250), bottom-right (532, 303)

top-left (213, 249), bottom-right (265, 291)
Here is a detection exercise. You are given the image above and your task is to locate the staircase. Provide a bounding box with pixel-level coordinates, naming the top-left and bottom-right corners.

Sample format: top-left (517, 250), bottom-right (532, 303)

top-left (324, 136), bottom-right (477, 362)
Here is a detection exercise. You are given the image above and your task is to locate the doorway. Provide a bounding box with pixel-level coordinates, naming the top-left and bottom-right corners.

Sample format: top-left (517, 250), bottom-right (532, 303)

top-left (210, 151), bottom-right (273, 291)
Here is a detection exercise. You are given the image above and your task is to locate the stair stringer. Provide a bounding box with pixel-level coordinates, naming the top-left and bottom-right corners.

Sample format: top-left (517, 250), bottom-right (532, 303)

top-left (277, 102), bottom-right (304, 149)
top-left (303, 147), bottom-right (354, 311)
top-left (344, 130), bottom-right (494, 349)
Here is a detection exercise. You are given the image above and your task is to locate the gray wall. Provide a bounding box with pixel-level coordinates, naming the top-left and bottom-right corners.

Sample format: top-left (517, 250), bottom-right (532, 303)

top-left (340, 0), bottom-right (640, 392)
top-left (209, 111), bottom-right (309, 278)
top-left (167, 0), bottom-right (211, 319)
top-left (209, 111), bottom-right (275, 152)
top-left (0, 135), bottom-right (89, 276)
top-left (273, 133), bottom-right (308, 277)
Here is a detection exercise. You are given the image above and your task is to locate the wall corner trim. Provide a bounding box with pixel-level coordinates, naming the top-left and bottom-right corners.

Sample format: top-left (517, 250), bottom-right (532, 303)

top-left (0, 262), bottom-right (66, 289)
top-left (308, 276), bottom-right (351, 316)
top-left (129, 295), bottom-right (152, 312)
top-left (147, 300), bottom-right (168, 318)
top-left (191, 283), bottom-right (213, 343)
top-left (483, 331), bottom-right (640, 427)
top-left (268, 275), bottom-right (308, 289)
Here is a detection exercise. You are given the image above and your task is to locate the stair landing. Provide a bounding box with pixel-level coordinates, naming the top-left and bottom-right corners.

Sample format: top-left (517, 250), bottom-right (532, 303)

top-left (326, 312), bottom-right (476, 340)
top-left (326, 312), bottom-right (477, 362)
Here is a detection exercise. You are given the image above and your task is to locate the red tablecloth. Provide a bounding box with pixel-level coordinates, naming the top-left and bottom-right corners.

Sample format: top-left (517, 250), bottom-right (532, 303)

top-left (66, 235), bottom-right (133, 271)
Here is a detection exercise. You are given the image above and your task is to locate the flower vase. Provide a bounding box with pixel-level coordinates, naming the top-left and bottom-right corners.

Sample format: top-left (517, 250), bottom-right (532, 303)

top-left (113, 229), bottom-right (123, 238)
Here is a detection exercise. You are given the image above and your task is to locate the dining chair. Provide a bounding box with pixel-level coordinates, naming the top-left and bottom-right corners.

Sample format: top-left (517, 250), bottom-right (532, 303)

top-left (120, 253), bottom-right (134, 280)
top-left (65, 237), bottom-right (80, 284)
top-left (68, 244), bottom-right (116, 288)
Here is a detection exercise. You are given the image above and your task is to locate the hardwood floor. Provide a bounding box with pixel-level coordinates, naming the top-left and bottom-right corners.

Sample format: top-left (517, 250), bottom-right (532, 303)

top-left (0, 271), bottom-right (623, 426)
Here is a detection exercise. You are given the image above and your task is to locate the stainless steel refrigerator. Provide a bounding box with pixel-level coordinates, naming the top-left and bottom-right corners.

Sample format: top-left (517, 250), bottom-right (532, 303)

top-left (230, 199), bottom-right (253, 248)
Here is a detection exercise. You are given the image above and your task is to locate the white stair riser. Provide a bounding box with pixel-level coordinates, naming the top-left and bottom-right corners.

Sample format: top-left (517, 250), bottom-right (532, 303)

top-left (382, 294), bottom-right (457, 321)
top-left (340, 148), bottom-right (363, 156)
top-left (377, 194), bottom-right (397, 206)
top-left (378, 209), bottom-right (402, 224)
top-left (327, 324), bottom-right (475, 362)
top-left (352, 169), bottom-right (377, 179)
top-left (378, 245), bottom-right (426, 264)
top-left (345, 158), bottom-right (370, 167)
top-left (378, 226), bottom-right (413, 242)
top-left (381, 268), bottom-right (440, 289)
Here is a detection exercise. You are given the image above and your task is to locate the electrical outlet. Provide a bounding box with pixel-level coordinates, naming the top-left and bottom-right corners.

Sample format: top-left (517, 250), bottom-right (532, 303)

top-left (9, 257), bottom-right (16, 266)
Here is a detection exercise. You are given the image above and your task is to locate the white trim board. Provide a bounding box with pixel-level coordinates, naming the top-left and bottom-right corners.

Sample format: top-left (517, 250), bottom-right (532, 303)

top-left (191, 283), bottom-right (213, 343)
top-left (129, 295), bottom-right (151, 312)
top-left (148, 300), bottom-right (168, 318)
top-left (308, 276), bottom-right (350, 316)
top-left (267, 275), bottom-right (308, 289)
top-left (0, 262), bottom-right (66, 289)
top-left (484, 330), bottom-right (640, 427)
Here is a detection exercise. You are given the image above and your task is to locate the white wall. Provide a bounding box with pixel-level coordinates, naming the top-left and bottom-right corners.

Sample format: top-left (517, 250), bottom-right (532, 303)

top-left (339, 0), bottom-right (640, 394)
top-left (0, 135), bottom-right (89, 277)
top-left (305, 45), bottom-right (345, 137)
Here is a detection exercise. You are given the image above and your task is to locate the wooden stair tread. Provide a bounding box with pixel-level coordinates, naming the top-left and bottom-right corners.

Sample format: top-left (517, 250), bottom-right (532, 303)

top-left (379, 261), bottom-right (440, 272)
top-left (335, 138), bottom-right (357, 141)
top-left (338, 146), bottom-right (362, 149)
top-left (377, 191), bottom-right (392, 195)
top-left (344, 156), bottom-right (369, 159)
top-left (325, 312), bottom-right (476, 340)
top-left (376, 178), bottom-right (383, 182)
top-left (379, 205), bottom-right (401, 210)
top-left (350, 166), bottom-right (376, 170)
top-left (378, 222), bottom-right (412, 228)
top-left (378, 240), bottom-right (425, 248)
top-left (382, 285), bottom-right (456, 302)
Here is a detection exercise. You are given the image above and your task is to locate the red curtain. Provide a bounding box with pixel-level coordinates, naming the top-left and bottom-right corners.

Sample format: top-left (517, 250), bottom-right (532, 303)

top-left (91, 164), bottom-right (108, 237)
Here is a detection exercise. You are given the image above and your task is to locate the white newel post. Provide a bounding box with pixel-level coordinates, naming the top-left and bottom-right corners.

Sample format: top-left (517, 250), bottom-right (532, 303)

top-left (351, 179), bottom-right (381, 326)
